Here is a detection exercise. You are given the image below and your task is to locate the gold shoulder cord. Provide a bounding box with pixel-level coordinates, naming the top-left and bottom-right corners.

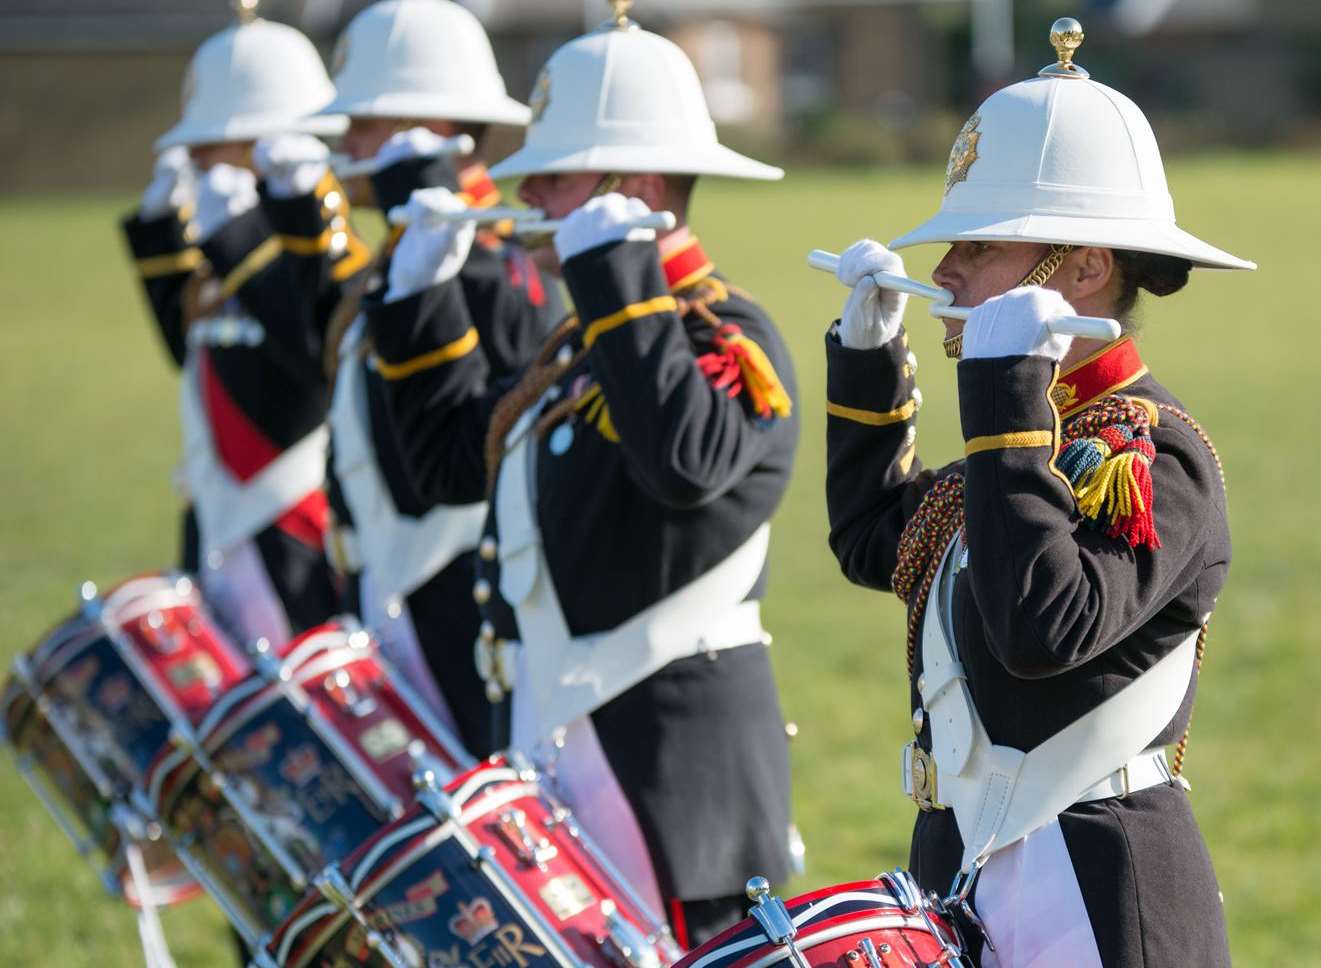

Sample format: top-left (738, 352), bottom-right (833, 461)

top-left (1153, 403), bottom-right (1227, 779)
top-left (942, 243), bottom-right (1075, 359)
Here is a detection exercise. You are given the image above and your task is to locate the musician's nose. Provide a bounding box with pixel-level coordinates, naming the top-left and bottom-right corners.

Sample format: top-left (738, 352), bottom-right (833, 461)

top-left (932, 247), bottom-right (960, 291)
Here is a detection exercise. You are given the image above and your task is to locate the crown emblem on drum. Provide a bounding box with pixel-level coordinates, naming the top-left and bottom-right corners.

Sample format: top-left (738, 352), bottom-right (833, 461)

top-left (944, 113), bottom-right (981, 195)
top-left (449, 897), bottom-right (499, 945)
top-left (278, 744), bottom-right (321, 786)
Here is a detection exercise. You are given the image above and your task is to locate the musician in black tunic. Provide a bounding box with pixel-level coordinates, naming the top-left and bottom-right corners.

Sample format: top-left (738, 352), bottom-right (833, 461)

top-left (823, 22), bottom-right (1253, 967)
top-left (361, 10), bottom-right (797, 943)
top-left (274, 0), bottom-right (558, 755)
top-left (122, 15), bottom-right (354, 647)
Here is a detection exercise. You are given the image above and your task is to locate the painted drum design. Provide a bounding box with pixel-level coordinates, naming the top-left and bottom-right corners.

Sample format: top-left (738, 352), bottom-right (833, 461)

top-left (145, 620), bottom-right (474, 942)
top-left (673, 877), bottom-right (967, 968)
top-left (264, 756), bottom-right (681, 968)
top-left (1, 572), bottom-right (250, 908)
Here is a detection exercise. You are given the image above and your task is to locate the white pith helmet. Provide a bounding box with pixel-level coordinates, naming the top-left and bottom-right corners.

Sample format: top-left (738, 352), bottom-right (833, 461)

top-left (320, 0), bottom-right (531, 127)
top-left (890, 17), bottom-right (1254, 271)
top-left (156, 12), bottom-right (345, 151)
top-left (489, 1), bottom-right (782, 182)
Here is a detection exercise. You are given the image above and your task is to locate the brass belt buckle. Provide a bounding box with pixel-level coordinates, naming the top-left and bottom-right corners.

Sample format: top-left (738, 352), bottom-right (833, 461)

top-left (902, 741), bottom-right (944, 812)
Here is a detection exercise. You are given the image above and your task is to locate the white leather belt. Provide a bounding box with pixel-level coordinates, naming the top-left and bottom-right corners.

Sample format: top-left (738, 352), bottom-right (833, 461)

top-left (1075, 748), bottom-right (1176, 803)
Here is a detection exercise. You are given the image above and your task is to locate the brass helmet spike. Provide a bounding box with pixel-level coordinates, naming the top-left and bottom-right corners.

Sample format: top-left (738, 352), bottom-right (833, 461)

top-left (1038, 17), bottom-right (1089, 79)
top-left (232, 0), bottom-right (260, 25)
top-left (606, 0), bottom-right (636, 30)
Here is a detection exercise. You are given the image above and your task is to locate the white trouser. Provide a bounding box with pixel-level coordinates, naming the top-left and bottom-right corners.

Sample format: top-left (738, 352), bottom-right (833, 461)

top-left (541, 716), bottom-right (665, 916)
top-left (200, 539), bottom-right (292, 650)
top-left (358, 570), bottom-right (460, 736)
top-left (979, 819), bottom-right (1103, 968)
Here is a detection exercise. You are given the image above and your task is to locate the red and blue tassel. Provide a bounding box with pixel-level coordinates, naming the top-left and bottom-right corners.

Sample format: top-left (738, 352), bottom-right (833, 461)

top-left (1057, 396), bottom-right (1161, 550)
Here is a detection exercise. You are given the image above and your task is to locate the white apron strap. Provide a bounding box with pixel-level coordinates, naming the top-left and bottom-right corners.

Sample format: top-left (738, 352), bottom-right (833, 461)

top-left (495, 410), bottom-right (769, 752)
top-left (330, 318), bottom-right (485, 602)
top-left (180, 351), bottom-right (328, 560)
top-left (919, 536), bottom-right (1199, 871)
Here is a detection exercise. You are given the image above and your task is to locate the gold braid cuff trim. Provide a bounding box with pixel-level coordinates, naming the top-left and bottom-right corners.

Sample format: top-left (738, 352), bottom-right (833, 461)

top-left (331, 233), bottom-right (372, 282)
top-left (374, 327), bottom-right (480, 380)
top-left (218, 236), bottom-right (282, 300)
top-left (826, 399), bottom-right (916, 427)
top-left (278, 230), bottom-right (341, 256)
top-left (137, 248), bottom-right (203, 278)
top-left (582, 295), bottom-right (678, 349)
top-left (964, 429), bottom-right (1056, 456)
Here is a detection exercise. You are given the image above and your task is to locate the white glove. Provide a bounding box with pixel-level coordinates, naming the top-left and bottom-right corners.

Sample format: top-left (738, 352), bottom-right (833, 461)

top-left (961, 286), bottom-right (1075, 361)
top-left (253, 134), bottom-right (330, 199)
top-left (193, 164), bottom-right (261, 242)
top-left (373, 127), bottom-right (457, 171)
top-left (139, 146), bottom-right (196, 220)
top-left (835, 238), bottom-right (909, 350)
top-left (553, 193), bottom-right (656, 263)
top-left (385, 187), bottom-right (476, 302)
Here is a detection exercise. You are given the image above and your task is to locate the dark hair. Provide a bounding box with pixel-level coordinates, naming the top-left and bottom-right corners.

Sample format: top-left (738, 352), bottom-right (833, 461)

top-left (1112, 249), bottom-right (1192, 321)
top-left (455, 122), bottom-right (490, 152)
top-left (664, 174), bottom-right (699, 215)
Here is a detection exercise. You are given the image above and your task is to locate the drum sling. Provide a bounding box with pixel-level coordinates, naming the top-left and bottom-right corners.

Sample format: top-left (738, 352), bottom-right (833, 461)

top-left (330, 317), bottom-right (486, 601)
top-left (180, 347), bottom-right (328, 560)
top-left (911, 535), bottom-right (1199, 872)
top-left (494, 404), bottom-right (769, 751)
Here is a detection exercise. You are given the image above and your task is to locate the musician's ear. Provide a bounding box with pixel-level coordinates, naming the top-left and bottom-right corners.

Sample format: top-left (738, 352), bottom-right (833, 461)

top-left (1061, 246), bottom-right (1115, 304)
top-left (614, 173), bottom-right (668, 214)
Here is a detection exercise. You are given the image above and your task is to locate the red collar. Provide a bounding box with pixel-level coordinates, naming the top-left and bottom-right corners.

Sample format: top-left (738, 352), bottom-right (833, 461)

top-left (661, 235), bottom-right (714, 291)
top-left (458, 164), bottom-right (500, 209)
top-left (1052, 337), bottom-right (1148, 418)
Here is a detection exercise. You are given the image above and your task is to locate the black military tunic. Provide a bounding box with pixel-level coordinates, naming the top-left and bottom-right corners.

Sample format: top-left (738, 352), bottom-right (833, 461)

top-left (825, 329), bottom-right (1231, 966)
top-left (366, 234), bottom-right (799, 919)
top-left (123, 176), bottom-right (362, 630)
top-left (322, 158), bottom-right (559, 756)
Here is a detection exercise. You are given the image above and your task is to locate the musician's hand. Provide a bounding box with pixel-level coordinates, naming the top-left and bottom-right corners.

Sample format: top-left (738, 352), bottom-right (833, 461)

top-left (553, 193), bottom-right (656, 263)
top-left (253, 134), bottom-right (330, 199)
top-left (961, 286), bottom-right (1074, 361)
top-left (139, 146), bottom-right (196, 220)
top-left (374, 128), bottom-right (461, 172)
top-left (385, 187), bottom-right (476, 302)
top-left (193, 163), bottom-right (260, 242)
top-left (835, 239), bottom-right (908, 349)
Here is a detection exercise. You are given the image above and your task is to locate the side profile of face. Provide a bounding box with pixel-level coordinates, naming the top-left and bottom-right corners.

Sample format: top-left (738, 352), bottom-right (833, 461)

top-left (517, 171), bottom-right (670, 276)
top-left (338, 116), bottom-right (461, 207)
top-left (340, 116), bottom-right (464, 162)
top-left (930, 241), bottom-right (1119, 342)
top-left (188, 141), bottom-right (254, 171)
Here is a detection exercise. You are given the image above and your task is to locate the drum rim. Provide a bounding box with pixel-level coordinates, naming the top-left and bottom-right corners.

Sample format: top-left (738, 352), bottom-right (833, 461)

top-left (676, 880), bottom-right (944, 968)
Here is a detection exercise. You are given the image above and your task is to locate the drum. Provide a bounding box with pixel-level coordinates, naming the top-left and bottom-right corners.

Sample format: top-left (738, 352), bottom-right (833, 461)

top-left (146, 619), bottom-right (474, 946)
top-left (260, 755), bottom-right (681, 968)
top-left (671, 875), bottom-right (968, 968)
top-left (2, 573), bottom-right (251, 908)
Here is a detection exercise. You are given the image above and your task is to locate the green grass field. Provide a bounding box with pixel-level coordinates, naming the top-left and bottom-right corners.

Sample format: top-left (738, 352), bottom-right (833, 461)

top-left (2, 152), bottom-right (1319, 964)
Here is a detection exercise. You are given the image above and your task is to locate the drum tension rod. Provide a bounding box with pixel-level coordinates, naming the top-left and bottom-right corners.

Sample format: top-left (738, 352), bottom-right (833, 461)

top-left (745, 877), bottom-right (812, 968)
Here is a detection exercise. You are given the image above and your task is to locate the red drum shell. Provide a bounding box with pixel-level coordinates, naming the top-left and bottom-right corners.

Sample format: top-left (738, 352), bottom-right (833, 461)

top-left (267, 756), bottom-right (681, 968)
top-left (146, 621), bottom-right (473, 935)
top-left (3, 572), bottom-right (247, 909)
top-left (673, 880), bottom-right (963, 968)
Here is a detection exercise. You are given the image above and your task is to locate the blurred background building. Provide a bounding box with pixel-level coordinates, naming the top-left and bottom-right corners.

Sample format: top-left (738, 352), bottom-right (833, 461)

top-left (1, 0), bottom-right (1317, 192)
